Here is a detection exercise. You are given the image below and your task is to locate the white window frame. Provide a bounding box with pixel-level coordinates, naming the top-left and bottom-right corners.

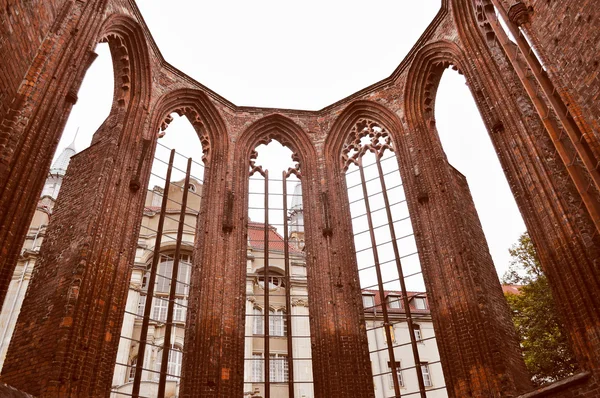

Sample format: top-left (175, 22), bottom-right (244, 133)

top-left (413, 324), bottom-right (423, 342)
top-left (174, 298), bottom-right (187, 322)
top-left (252, 353), bottom-right (263, 382)
top-left (253, 307), bottom-right (264, 335)
top-left (128, 356), bottom-right (137, 382)
top-left (137, 295), bottom-right (146, 317)
top-left (414, 297), bottom-right (427, 310)
top-left (421, 362), bottom-right (433, 387)
top-left (269, 353), bottom-right (288, 382)
top-left (167, 347), bottom-right (183, 380)
top-left (152, 297), bottom-right (168, 322)
top-left (362, 294), bottom-right (375, 309)
top-left (388, 295), bottom-right (401, 309)
top-left (387, 361), bottom-right (404, 389)
top-left (269, 308), bottom-right (285, 337)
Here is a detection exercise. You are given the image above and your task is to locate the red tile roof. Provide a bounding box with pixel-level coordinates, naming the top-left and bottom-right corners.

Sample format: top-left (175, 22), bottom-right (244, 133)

top-left (248, 221), bottom-right (304, 255)
top-left (502, 284), bottom-right (522, 295)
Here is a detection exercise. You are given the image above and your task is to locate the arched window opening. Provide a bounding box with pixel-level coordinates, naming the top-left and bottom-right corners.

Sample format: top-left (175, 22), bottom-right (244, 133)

top-left (436, 70), bottom-right (525, 280)
top-left (0, 42), bottom-right (114, 373)
top-left (111, 112), bottom-right (205, 397)
top-left (244, 139), bottom-right (314, 398)
top-left (257, 269), bottom-right (286, 290)
top-left (436, 69), bottom-right (578, 386)
top-left (342, 118), bottom-right (447, 397)
top-left (51, 42), bottom-right (114, 169)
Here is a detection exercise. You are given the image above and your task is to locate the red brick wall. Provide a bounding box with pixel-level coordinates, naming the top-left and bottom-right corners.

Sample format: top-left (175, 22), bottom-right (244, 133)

top-left (0, 0), bottom-right (599, 397)
top-left (524, 0), bottom-right (600, 135)
top-left (0, 0), bottom-right (67, 120)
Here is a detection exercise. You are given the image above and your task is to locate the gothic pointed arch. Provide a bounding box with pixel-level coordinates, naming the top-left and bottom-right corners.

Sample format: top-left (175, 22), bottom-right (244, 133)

top-left (404, 40), bottom-right (476, 131)
top-left (149, 88), bottom-right (229, 163)
top-left (325, 100), bottom-right (406, 171)
top-left (403, 39), bottom-right (535, 396)
top-left (97, 14), bottom-right (152, 110)
top-left (235, 114), bottom-right (317, 171)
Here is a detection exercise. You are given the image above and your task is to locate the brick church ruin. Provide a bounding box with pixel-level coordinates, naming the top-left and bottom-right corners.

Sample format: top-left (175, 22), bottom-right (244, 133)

top-left (0, 0), bottom-right (599, 397)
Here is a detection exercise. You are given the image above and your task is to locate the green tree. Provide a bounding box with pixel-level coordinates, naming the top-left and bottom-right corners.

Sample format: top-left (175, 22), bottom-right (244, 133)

top-left (503, 232), bottom-right (578, 386)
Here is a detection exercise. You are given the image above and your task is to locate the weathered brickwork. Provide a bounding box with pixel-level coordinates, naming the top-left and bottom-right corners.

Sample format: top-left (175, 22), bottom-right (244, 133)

top-left (0, 0), bottom-right (598, 397)
top-left (523, 0), bottom-right (600, 140)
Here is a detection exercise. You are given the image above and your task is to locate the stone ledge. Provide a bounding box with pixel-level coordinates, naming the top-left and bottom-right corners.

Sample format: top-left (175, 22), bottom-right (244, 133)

top-left (517, 372), bottom-right (591, 398)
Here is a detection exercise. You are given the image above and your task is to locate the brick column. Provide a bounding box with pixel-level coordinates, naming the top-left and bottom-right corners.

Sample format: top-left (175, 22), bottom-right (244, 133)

top-left (0, 0), bottom-right (104, 308)
top-left (1, 124), bottom-right (153, 396)
top-left (455, 0), bottom-right (600, 386)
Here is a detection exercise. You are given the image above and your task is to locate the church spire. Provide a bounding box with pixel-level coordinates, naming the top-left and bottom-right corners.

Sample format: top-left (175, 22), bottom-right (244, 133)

top-left (50, 129), bottom-right (78, 175)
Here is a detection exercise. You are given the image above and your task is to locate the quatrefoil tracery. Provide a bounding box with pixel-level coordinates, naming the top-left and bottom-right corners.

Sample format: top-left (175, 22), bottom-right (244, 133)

top-left (248, 135), bottom-right (301, 178)
top-left (341, 118), bottom-right (394, 171)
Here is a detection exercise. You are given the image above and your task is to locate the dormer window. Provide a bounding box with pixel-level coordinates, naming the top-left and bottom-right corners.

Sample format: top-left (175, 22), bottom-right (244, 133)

top-left (388, 295), bottom-right (401, 309)
top-left (414, 297), bottom-right (427, 310)
top-left (362, 294), bottom-right (375, 309)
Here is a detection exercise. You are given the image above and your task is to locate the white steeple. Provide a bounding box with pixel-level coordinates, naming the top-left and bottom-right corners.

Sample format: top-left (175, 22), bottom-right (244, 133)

top-left (288, 182), bottom-right (304, 250)
top-left (49, 134), bottom-right (77, 176)
top-left (42, 132), bottom-right (78, 199)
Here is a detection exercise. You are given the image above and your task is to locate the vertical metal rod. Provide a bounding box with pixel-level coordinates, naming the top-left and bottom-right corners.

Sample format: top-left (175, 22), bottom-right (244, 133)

top-left (282, 172), bottom-right (295, 397)
top-left (376, 154), bottom-right (427, 397)
top-left (264, 170), bottom-right (270, 398)
top-left (357, 157), bottom-right (402, 398)
top-left (132, 149), bottom-right (176, 398)
top-left (157, 157), bottom-right (192, 397)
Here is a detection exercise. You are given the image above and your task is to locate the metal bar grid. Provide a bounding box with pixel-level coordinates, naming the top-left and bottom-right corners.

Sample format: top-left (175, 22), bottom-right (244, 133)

top-left (346, 149), bottom-right (446, 397)
top-left (282, 170), bottom-right (296, 398)
top-left (158, 157), bottom-right (192, 396)
top-left (132, 150), bottom-right (175, 398)
top-left (357, 155), bottom-right (404, 397)
top-left (115, 144), bottom-right (201, 398)
top-left (246, 160), bottom-right (313, 398)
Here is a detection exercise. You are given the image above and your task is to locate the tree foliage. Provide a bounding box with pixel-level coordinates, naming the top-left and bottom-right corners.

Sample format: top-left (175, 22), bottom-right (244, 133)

top-left (503, 232), bottom-right (578, 386)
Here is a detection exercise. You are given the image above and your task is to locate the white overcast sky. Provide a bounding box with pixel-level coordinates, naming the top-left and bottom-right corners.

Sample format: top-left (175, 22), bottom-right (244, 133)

top-left (54, 0), bottom-right (526, 278)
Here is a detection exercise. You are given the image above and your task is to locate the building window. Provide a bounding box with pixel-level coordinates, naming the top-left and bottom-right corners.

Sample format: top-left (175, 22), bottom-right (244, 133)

top-left (137, 295), bottom-right (146, 317)
top-left (156, 346), bottom-right (183, 380)
top-left (269, 354), bottom-right (288, 382)
top-left (128, 357), bottom-right (137, 382)
top-left (387, 361), bottom-right (404, 388)
top-left (414, 297), bottom-right (427, 310)
top-left (174, 298), bottom-right (187, 322)
top-left (252, 353), bottom-right (263, 382)
top-left (258, 274), bottom-right (284, 290)
top-left (421, 362), bottom-right (433, 387)
top-left (167, 347), bottom-right (183, 380)
top-left (253, 307), bottom-right (264, 335)
top-left (152, 297), bottom-right (168, 322)
top-left (413, 324), bottom-right (422, 342)
top-left (388, 295), bottom-right (401, 309)
top-left (269, 308), bottom-right (286, 336)
top-left (155, 254), bottom-right (191, 295)
top-left (362, 294), bottom-right (375, 309)
top-left (188, 183), bottom-right (196, 192)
